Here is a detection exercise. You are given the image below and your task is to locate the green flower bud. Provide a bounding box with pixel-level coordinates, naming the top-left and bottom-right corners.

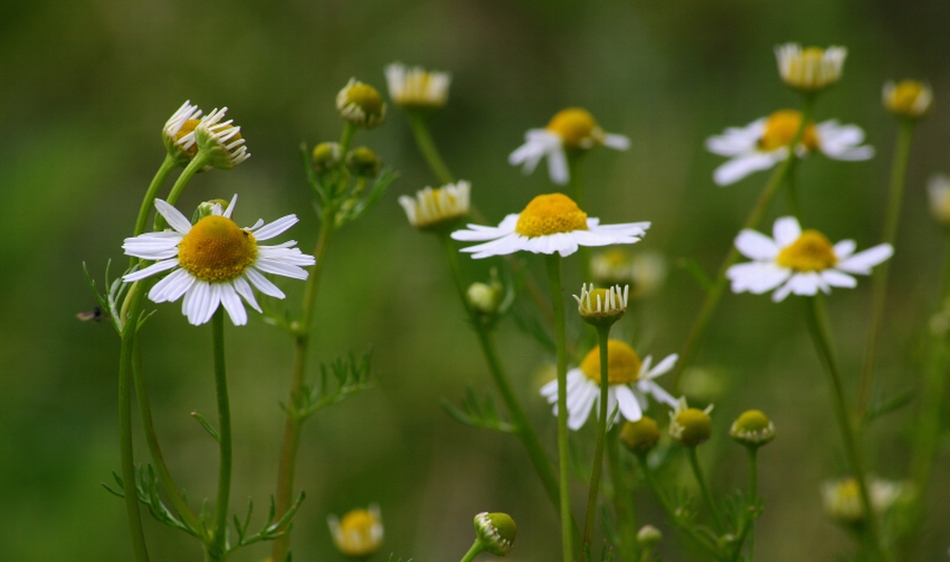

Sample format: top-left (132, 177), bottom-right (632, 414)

top-left (194, 107), bottom-right (250, 169)
top-left (337, 78), bottom-right (386, 128)
top-left (669, 398), bottom-right (713, 446)
top-left (636, 524), bottom-right (662, 549)
top-left (883, 80), bottom-right (932, 120)
top-left (474, 512), bottom-right (516, 556)
top-left (191, 198), bottom-right (231, 223)
top-left (312, 142), bottom-right (343, 171)
top-left (730, 409), bottom-right (776, 447)
top-left (467, 282), bottom-right (502, 316)
top-left (347, 146), bottom-right (382, 178)
top-left (620, 417), bottom-right (660, 456)
top-left (573, 283), bottom-right (628, 327)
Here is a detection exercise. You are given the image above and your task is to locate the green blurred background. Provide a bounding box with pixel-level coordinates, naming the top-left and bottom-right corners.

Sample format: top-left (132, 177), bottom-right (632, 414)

top-left (1, 0), bottom-right (948, 560)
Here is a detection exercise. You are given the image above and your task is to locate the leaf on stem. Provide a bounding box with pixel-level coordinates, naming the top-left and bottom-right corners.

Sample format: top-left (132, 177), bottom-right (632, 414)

top-left (191, 411), bottom-right (221, 442)
top-left (441, 384), bottom-right (516, 433)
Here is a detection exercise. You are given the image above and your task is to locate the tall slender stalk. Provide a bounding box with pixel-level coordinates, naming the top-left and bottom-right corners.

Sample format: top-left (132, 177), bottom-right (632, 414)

top-left (545, 254), bottom-right (575, 562)
top-left (581, 326), bottom-right (612, 560)
top-left (408, 114), bottom-right (455, 186)
top-left (671, 97), bottom-right (816, 392)
top-left (606, 428), bottom-right (638, 560)
top-left (803, 296), bottom-right (886, 562)
top-left (857, 119), bottom-right (917, 419)
top-left (687, 447), bottom-right (723, 533)
top-left (745, 447), bottom-right (759, 562)
top-left (208, 309), bottom-right (233, 561)
top-left (133, 154), bottom-right (176, 239)
top-left (154, 153), bottom-right (211, 231)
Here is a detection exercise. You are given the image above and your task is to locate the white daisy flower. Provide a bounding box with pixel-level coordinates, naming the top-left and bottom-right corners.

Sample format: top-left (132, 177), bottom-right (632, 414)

top-left (450, 193), bottom-right (649, 259)
top-left (193, 107), bottom-right (250, 169)
top-left (539, 339), bottom-right (679, 430)
top-left (726, 216), bottom-right (893, 302)
top-left (775, 43), bottom-right (847, 92)
top-left (927, 174), bottom-right (950, 225)
top-left (162, 100), bottom-right (203, 161)
top-left (385, 62), bottom-right (452, 109)
top-left (398, 180), bottom-right (470, 230)
top-left (122, 195), bottom-right (315, 326)
top-left (509, 107), bottom-right (630, 185)
top-left (706, 109), bottom-right (874, 186)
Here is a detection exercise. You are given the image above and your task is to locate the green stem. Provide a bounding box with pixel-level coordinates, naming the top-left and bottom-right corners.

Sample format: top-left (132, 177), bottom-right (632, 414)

top-left (133, 154), bottom-right (176, 238)
top-left (803, 296), bottom-right (886, 562)
top-left (339, 122), bottom-right (357, 155)
top-left (856, 119), bottom-right (917, 420)
top-left (459, 542), bottom-right (485, 562)
top-left (606, 428), bottom-right (638, 561)
top-left (545, 254), bottom-right (575, 562)
top-left (132, 341), bottom-right (205, 536)
top-left (271, 215), bottom-right (334, 562)
top-left (118, 282), bottom-right (151, 562)
top-left (154, 153), bottom-right (211, 231)
top-left (209, 309), bottom-right (233, 561)
top-left (637, 455), bottom-right (721, 559)
top-left (671, 96), bottom-right (816, 392)
top-left (408, 113), bottom-right (455, 185)
top-left (438, 234), bottom-right (562, 511)
top-left (687, 446), bottom-right (723, 534)
top-left (746, 447), bottom-right (759, 562)
top-left (582, 326), bottom-right (612, 559)
top-left (784, 167), bottom-right (802, 221)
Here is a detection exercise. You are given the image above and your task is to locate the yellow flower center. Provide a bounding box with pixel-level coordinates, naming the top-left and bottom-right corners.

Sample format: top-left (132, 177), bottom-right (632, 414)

top-left (580, 339), bottom-right (642, 385)
top-left (514, 193), bottom-right (588, 238)
top-left (758, 110), bottom-right (819, 152)
top-left (886, 80), bottom-right (931, 117)
top-left (345, 83), bottom-right (384, 116)
top-left (546, 108), bottom-right (604, 149)
top-left (175, 118), bottom-right (202, 156)
top-left (775, 229), bottom-right (838, 272)
top-left (336, 509), bottom-right (382, 556)
top-left (177, 216), bottom-right (258, 282)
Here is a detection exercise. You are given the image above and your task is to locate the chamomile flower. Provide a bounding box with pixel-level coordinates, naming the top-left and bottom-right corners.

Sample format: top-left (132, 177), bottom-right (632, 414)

top-left (162, 100), bottom-right (203, 163)
top-left (775, 43), bottom-right (847, 92)
top-left (328, 505), bottom-right (384, 558)
top-left (385, 62), bottom-right (452, 110)
top-left (194, 107), bottom-right (250, 169)
top-left (509, 108), bottom-right (630, 185)
top-left (883, 79), bottom-right (933, 120)
top-left (337, 78), bottom-right (386, 128)
top-left (727, 216), bottom-right (893, 302)
top-left (451, 193), bottom-right (649, 259)
top-left (122, 196), bottom-right (314, 326)
top-left (706, 109), bottom-right (874, 185)
top-left (399, 180), bottom-right (471, 230)
top-left (539, 340), bottom-right (679, 430)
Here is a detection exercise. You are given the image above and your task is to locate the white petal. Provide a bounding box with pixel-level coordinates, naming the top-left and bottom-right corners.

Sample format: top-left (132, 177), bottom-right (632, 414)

top-left (833, 239), bottom-right (856, 260)
top-left (183, 281), bottom-right (216, 325)
top-left (123, 232), bottom-right (183, 260)
top-left (252, 214), bottom-right (299, 241)
top-left (788, 272), bottom-right (821, 296)
top-left (713, 152), bottom-right (783, 186)
top-left (253, 258), bottom-right (310, 280)
top-left (646, 353), bottom-right (678, 378)
top-left (148, 268), bottom-right (195, 302)
top-left (451, 215), bottom-right (519, 241)
top-left (603, 133), bottom-right (630, 150)
top-left (546, 145), bottom-right (569, 185)
top-left (640, 380), bottom-right (679, 408)
top-left (219, 283), bottom-right (248, 326)
top-left (154, 199), bottom-right (194, 234)
top-left (735, 229), bottom-right (779, 260)
top-left (705, 119), bottom-right (766, 156)
top-left (465, 234), bottom-right (526, 259)
top-left (837, 244), bottom-right (893, 274)
top-left (614, 385), bottom-right (643, 421)
top-left (123, 258), bottom-right (179, 282)
top-left (771, 279), bottom-right (795, 302)
top-left (772, 217), bottom-right (802, 247)
top-left (727, 262), bottom-right (791, 294)
top-left (822, 269), bottom-right (857, 288)
top-left (244, 267), bottom-right (286, 299)
top-left (222, 194), bottom-right (238, 218)
top-left (568, 383), bottom-right (597, 430)
top-left (232, 276), bottom-right (261, 312)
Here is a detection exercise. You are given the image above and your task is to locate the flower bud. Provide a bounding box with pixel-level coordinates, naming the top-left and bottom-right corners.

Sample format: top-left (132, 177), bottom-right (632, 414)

top-left (385, 62), bottom-right (452, 111)
top-left (467, 281), bottom-right (503, 316)
top-left (191, 199), bottom-right (230, 223)
top-left (327, 504), bottom-right (384, 558)
top-left (669, 398), bottom-right (713, 446)
top-left (730, 409), bottom-right (776, 447)
top-left (398, 181), bottom-right (471, 231)
top-left (347, 146), bottom-right (382, 178)
top-left (775, 43), bottom-right (846, 93)
top-left (162, 100), bottom-right (203, 166)
top-left (573, 283), bottom-right (628, 327)
top-left (194, 107), bottom-right (250, 169)
top-left (619, 416), bottom-right (660, 456)
top-left (883, 80), bottom-right (933, 120)
top-left (337, 78), bottom-right (386, 128)
top-left (312, 142), bottom-right (343, 172)
top-left (474, 512), bottom-right (516, 556)
top-left (636, 525), bottom-right (662, 550)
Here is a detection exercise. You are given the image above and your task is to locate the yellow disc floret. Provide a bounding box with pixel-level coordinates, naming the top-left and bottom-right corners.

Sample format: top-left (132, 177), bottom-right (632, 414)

top-left (579, 339), bottom-right (642, 385)
top-left (776, 229), bottom-right (838, 272)
top-left (546, 108), bottom-right (604, 149)
top-left (177, 216), bottom-right (258, 282)
top-left (514, 193), bottom-right (588, 238)
top-left (758, 110), bottom-right (819, 152)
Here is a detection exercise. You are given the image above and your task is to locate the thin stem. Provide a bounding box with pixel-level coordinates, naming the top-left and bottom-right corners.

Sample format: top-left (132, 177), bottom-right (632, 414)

top-left (582, 326), bottom-right (612, 559)
top-left (271, 215), bottom-right (334, 562)
top-left (132, 340), bottom-right (205, 536)
top-left (637, 455), bottom-right (721, 558)
top-left (856, 118), bottom-right (917, 419)
top-left (154, 153), bottom-right (211, 231)
top-left (746, 447), bottom-right (759, 562)
top-left (209, 309), bottom-right (233, 561)
top-left (784, 168), bottom-right (802, 221)
top-left (133, 154), bottom-right (176, 238)
top-left (606, 428), bottom-right (638, 561)
top-left (545, 254), bottom-right (575, 562)
top-left (459, 542), bottom-right (485, 562)
top-left (438, 234), bottom-right (563, 511)
top-left (118, 282), bottom-right (151, 562)
top-left (687, 446), bottom-right (723, 533)
top-left (408, 113), bottom-right (455, 185)
top-left (803, 296), bottom-right (887, 562)
top-left (671, 96), bottom-right (816, 392)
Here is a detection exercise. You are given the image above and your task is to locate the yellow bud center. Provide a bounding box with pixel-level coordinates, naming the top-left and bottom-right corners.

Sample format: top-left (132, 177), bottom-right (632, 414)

top-left (886, 80), bottom-right (931, 117)
top-left (546, 108), bottom-right (603, 149)
top-left (336, 509), bottom-right (382, 557)
top-left (514, 193), bottom-right (588, 238)
top-left (580, 339), bottom-right (642, 385)
top-left (177, 216), bottom-right (258, 282)
top-left (346, 84), bottom-right (384, 116)
top-left (758, 110), bottom-right (819, 152)
top-left (776, 229), bottom-right (838, 272)
top-left (175, 118), bottom-right (201, 156)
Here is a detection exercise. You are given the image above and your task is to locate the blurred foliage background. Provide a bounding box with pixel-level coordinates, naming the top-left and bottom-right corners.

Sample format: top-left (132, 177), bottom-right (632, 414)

top-left (1, 0), bottom-right (948, 560)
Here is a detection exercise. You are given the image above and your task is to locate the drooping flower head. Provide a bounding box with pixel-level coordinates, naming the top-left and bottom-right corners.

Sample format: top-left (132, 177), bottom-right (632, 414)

top-left (385, 62), bottom-right (452, 110)
top-left (337, 78), bottom-right (386, 128)
top-left (328, 505), bottom-right (384, 558)
top-left (451, 193), bottom-right (649, 258)
top-left (122, 196), bottom-right (314, 326)
top-left (473, 512), bottom-right (517, 556)
top-left (727, 216), bottom-right (893, 302)
top-left (706, 109), bottom-right (874, 185)
top-left (883, 79), bottom-right (933, 120)
top-left (162, 100), bottom-right (203, 165)
top-left (540, 339), bottom-right (679, 430)
top-left (508, 108), bottom-right (630, 185)
top-left (193, 107), bottom-right (250, 169)
top-left (775, 43), bottom-right (847, 92)
top-left (399, 180), bottom-right (471, 231)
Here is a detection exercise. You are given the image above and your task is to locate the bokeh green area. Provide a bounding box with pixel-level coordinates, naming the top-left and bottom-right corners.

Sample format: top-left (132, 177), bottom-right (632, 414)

top-left (1, 0), bottom-right (949, 560)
